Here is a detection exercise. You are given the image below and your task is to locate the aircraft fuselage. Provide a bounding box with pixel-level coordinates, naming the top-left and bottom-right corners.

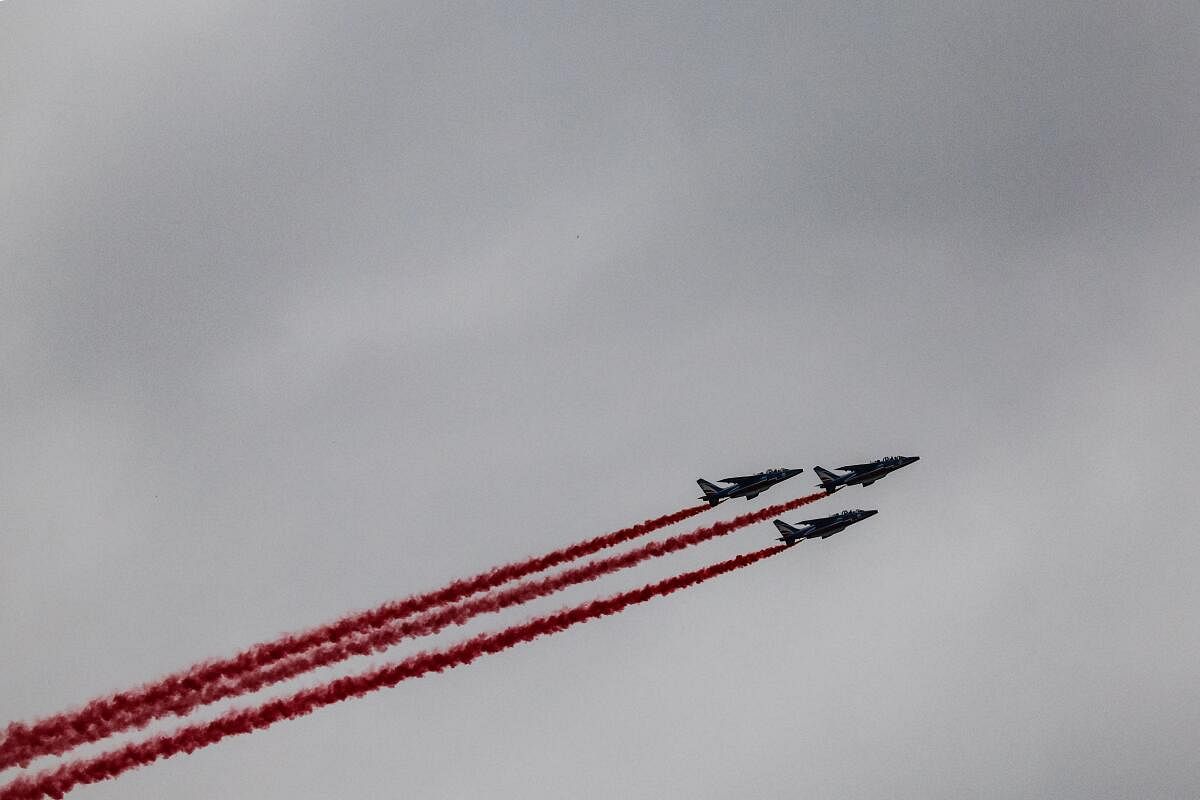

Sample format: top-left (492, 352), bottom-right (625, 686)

top-left (817, 456), bottom-right (919, 491)
top-left (698, 468), bottom-right (804, 505)
top-left (774, 509), bottom-right (878, 544)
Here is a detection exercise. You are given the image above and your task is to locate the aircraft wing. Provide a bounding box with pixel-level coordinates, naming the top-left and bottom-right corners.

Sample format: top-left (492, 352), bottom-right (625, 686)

top-left (838, 463), bottom-right (876, 472)
top-left (719, 474), bottom-right (761, 484)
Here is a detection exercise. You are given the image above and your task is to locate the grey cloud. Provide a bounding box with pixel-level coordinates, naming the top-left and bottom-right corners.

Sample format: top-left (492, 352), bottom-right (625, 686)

top-left (2, 2), bottom-right (1198, 798)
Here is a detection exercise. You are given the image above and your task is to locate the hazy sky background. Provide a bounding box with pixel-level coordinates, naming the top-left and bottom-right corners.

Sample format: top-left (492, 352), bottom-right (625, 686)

top-left (3, 2), bottom-right (1198, 798)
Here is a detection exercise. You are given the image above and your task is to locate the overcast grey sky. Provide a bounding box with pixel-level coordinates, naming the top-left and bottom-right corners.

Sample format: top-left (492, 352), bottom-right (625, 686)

top-left (3, 2), bottom-right (1199, 798)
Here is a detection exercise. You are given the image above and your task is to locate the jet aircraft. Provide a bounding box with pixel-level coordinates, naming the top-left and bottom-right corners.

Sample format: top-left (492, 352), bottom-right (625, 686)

top-left (773, 509), bottom-right (878, 545)
top-left (814, 456), bottom-right (919, 493)
top-left (696, 467), bottom-right (804, 506)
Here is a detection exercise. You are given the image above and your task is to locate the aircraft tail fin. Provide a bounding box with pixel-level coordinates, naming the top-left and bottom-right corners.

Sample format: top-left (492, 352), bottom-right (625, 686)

top-left (696, 479), bottom-right (723, 506)
top-left (814, 466), bottom-right (841, 493)
top-left (773, 519), bottom-right (802, 543)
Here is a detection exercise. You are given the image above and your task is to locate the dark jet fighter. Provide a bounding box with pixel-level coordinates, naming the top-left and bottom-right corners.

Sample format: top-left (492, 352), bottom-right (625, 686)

top-left (773, 509), bottom-right (878, 545)
top-left (696, 467), bottom-right (804, 506)
top-left (813, 456), bottom-right (919, 493)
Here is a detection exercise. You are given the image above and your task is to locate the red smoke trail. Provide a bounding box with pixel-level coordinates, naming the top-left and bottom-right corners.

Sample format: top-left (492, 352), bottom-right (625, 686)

top-left (6, 494), bottom-right (825, 765)
top-left (0, 503), bottom-right (711, 770)
top-left (96, 492), bottom-right (828, 735)
top-left (0, 545), bottom-right (787, 800)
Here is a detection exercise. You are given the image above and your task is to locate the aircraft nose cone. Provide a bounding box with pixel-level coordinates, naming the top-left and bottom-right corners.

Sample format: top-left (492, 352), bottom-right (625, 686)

top-left (907, 456), bottom-right (920, 464)
top-left (864, 509), bottom-right (879, 517)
